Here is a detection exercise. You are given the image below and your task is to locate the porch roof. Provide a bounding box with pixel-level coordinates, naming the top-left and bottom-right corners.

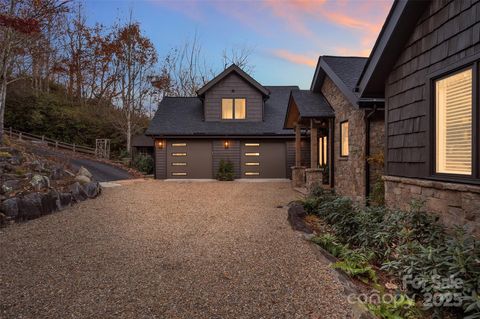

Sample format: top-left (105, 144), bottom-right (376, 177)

top-left (284, 90), bottom-right (334, 129)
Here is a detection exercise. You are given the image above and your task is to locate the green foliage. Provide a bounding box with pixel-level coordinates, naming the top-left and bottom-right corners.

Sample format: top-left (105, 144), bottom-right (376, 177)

top-left (369, 178), bottom-right (385, 206)
top-left (4, 82), bottom-right (149, 158)
top-left (333, 259), bottom-right (377, 284)
top-left (311, 233), bottom-right (347, 258)
top-left (216, 160), bottom-right (234, 181)
top-left (305, 190), bottom-right (480, 317)
top-left (131, 154), bottom-right (153, 174)
top-left (366, 293), bottom-right (419, 319)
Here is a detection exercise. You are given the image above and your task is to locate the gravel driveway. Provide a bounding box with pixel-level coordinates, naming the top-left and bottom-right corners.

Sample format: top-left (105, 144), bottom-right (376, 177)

top-left (0, 181), bottom-right (352, 318)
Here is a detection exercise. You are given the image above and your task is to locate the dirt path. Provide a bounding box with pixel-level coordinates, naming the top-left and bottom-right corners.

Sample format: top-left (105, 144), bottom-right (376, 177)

top-left (0, 181), bottom-right (353, 318)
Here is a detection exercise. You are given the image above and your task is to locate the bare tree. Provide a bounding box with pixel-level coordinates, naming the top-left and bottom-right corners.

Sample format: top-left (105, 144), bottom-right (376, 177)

top-left (152, 37), bottom-right (255, 100)
top-left (111, 19), bottom-right (157, 153)
top-left (221, 45), bottom-right (255, 74)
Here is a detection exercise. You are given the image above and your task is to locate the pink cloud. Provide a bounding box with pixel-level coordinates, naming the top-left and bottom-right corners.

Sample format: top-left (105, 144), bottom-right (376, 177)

top-left (271, 49), bottom-right (317, 67)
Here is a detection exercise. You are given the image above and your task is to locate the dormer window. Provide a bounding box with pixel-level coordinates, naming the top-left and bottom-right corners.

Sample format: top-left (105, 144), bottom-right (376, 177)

top-left (222, 98), bottom-right (246, 120)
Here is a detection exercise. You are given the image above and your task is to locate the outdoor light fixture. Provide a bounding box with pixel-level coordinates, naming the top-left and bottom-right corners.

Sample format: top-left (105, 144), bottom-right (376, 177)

top-left (157, 140), bottom-right (165, 149)
top-left (224, 140), bottom-right (230, 149)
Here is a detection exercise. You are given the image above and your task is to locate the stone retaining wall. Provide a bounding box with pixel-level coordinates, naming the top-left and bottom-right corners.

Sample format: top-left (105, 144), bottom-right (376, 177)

top-left (384, 175), bottom-right (480, 236)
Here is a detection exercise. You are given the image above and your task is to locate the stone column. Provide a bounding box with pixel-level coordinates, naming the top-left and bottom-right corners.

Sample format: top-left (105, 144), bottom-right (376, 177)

top-left (295, 124), bottom-right (301, 166)
top-left (310, 121), bottom-right (318, 169)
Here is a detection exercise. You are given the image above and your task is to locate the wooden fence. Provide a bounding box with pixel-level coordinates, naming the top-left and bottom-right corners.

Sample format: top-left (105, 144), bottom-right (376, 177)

top-left (6, 127), bottom-right (96, 156)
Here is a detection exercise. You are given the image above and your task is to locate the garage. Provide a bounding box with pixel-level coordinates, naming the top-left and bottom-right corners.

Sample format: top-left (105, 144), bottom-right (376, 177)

top-left (240, 141), bottom-right (287, 178)
top-left (166, 140), bottom-right (213, 179)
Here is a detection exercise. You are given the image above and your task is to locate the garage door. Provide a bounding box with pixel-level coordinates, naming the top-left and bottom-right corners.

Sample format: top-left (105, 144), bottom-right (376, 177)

top-left (241, 141), bottom-right (287, 178)
top-left (167, 140), bottom-right (213, 178)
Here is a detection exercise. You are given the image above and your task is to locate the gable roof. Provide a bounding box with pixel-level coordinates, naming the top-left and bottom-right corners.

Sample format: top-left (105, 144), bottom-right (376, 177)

top-left (284, 90), bottom-right (334, 129)
top-left (310, 56), bottom-right (368, 106)
top-left (196, 64), bottom-right (270, 97)
top-left (356, 0), bottom-right (430, 99)
top-left (146, 86), bottom-right (298, 137)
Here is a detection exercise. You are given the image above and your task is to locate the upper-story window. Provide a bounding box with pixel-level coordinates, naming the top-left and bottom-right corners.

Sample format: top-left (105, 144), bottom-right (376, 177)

top-left (435, 68), bottom-right (472, 175)
top-left (222, 98), bottom-right (246, 120)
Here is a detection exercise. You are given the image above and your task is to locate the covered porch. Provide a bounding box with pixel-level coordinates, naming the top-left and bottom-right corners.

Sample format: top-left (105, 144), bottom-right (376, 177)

top-left (284, 90), bottom-right (335, 190)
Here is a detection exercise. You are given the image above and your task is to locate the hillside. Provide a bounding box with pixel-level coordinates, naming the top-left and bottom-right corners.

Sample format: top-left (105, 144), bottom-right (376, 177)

top-left (4, 81), bottom-right (150, 158)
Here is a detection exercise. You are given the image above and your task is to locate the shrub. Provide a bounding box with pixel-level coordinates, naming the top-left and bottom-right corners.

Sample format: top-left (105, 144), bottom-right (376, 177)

top-left (304, 191), bottom-right (480, 318)
top-left (216, 160), bottom-right (234, 181)
top-left (132, 154), bottom-right (153, 174)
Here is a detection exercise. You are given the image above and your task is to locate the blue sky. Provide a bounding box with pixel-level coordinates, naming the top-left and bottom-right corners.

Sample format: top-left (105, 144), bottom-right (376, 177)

top-left (84, 0), bottom-right (392, 89)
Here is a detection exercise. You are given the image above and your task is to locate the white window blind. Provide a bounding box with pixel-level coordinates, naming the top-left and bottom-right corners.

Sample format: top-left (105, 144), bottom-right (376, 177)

top-left (435, 68), bottom-right (472, 175)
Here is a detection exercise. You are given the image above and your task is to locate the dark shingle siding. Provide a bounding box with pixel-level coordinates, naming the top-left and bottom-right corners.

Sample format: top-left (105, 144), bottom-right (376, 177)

top-left (146, 86), bottom-right (299, 136)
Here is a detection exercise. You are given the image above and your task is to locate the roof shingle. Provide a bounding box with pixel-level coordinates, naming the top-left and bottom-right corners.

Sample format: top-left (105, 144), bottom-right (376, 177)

top-left (146, 86), bottom-right (299, 136)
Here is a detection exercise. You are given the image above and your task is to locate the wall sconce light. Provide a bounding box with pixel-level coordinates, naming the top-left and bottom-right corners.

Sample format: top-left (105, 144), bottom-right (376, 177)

top-left (224, 140), bottom-right (230, 149)
top-left (157, 140), bottom-right (165, 149)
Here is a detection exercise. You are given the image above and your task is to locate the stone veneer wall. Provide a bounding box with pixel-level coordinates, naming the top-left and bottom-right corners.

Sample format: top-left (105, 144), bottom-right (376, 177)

top-left (369, 114), bottom-right (385, 192)
top-left (384, 176), bottom-right (480, 237)
top-left (321, 76), bottom-right (366, 202)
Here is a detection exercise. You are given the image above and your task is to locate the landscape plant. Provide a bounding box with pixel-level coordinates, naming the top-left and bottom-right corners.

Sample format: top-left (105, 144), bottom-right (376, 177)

top-left (303, 185), bottom-right (480, 318)
top-left (216, 160), bottom-right (234, 181)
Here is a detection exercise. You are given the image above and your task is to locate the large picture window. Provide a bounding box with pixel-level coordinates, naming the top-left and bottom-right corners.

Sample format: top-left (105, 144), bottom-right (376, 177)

top-left (435, 68), bottom-right (472, 175)
top-left (222, 98), bottom-right (246, 120)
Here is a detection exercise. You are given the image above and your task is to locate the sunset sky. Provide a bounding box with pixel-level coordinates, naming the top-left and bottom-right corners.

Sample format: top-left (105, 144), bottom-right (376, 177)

top-left (84, 0), bottom-right (393, 89)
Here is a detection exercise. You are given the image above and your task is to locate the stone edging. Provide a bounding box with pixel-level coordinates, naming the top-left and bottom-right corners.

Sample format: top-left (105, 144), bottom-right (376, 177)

top-left (383, 175), bottom-right (480, 194)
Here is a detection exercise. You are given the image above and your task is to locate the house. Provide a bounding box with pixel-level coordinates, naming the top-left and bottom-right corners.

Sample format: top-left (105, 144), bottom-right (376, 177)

top-left (357, 0), bottom-right (480, 233)
top-left (284, 56), bottom-right (385, 202)
top-left (146, 64), bottom-right (310, 179)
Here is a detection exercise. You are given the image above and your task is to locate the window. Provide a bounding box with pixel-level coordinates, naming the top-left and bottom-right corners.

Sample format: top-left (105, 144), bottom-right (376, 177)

top-left (172, 143), bottom-right (186, 147)
top-left (222, 98), bottom-right (246, 119)
top-left (245, 162), bottom-right (259, 166)
top-left (172, 172), bottom-right (187, 176)
top-left (172, 153), bottom-right (187, 156)
top-left (245, 143), bottom-right (259, 147)
top-left (435, 68), bottom-right (473, 175)
top-left (245, 152), bottom-right (259, 156)
top-left (340, 121), bottom-right (349, 157)
top-left (245, 172), bottom-right (259, 176)
top-left (319, 136), bottom-right (327, 166)
top-left (172, 162), bottom-right (187, 166)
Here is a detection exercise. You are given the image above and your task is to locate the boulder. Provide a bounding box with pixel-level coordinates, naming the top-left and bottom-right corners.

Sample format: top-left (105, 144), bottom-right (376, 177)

top-left (17, 193), bottom-right (43, 220)
top-left (30, 174), bottom-right (50, 191)
top-left (74, 175), bottom-right (91, 184)
top-left (1, 179), bottom-right (22, 194)
top-left (69, 182), bottom-right (88, 202)
top-left (0, 198), bottom-right (19, 219)
top-left (83, 182), bottom-right (101, 198)
top-left (41, 190), bottom-right (59, 214)
top-left (58, 192), bottom-right (73, 210)
top-left (29, 160), bottom-right (44, 172)
top-left (77, 166), bottom-right (93, 179)
top-left (50, 166), bottom-right (66, 180)
top-left (287, 203), bottom-right (313, 234)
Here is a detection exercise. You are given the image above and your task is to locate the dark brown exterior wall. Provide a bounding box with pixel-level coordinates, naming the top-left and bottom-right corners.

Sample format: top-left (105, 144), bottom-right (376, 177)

top-left (385, 0), bottom-right (480, 178)
top-left (155, 138), bottom-right (301, 179)
top-left (321, 76), bottom-right (367, 202)
top-left (154, 139), bottom-right (167, 179)
top-left (384, 0), bottom-right (480, 235)
top-left (204, 72), bottom-right (264, 122)
top-left (212, 140), bottom-right (241, 178)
